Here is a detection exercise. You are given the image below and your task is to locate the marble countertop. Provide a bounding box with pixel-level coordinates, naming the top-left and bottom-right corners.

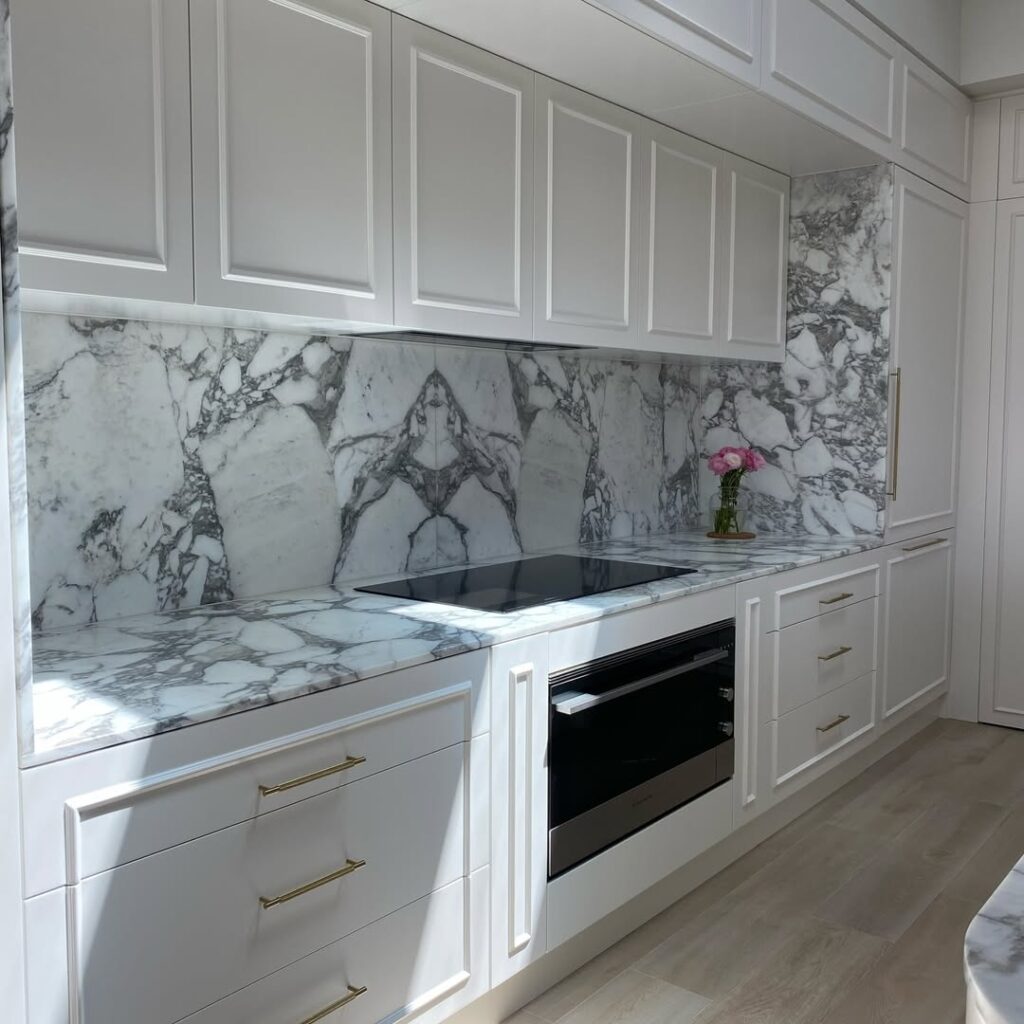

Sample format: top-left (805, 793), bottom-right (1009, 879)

top-left (26, 530), bottom-right (884, 767)
top-left (966, 855), bottom-right (1024, 1024)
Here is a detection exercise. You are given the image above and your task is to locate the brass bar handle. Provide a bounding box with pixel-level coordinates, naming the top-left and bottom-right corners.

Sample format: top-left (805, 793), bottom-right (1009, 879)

top-left (260, 858), bottom-right (366, 910)
top-left (819, 592), bottom-right (854, 606)
top-left (902, 537), bottom-right (946, 553)
top-left (298, 985), bottom-right (368, 1024)
top-left (818, 645), bottom-right (853, 662)
top-left (259, 755), bottom-right (366, 797)
top-left (817, 714), bottom-right (851, 734)
top-left (887, 367), bottom-right (902, 499)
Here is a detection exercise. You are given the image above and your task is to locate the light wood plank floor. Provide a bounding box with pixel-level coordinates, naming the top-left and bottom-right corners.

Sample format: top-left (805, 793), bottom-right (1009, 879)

top-left (506, 719), bottom-right (1024, 1024)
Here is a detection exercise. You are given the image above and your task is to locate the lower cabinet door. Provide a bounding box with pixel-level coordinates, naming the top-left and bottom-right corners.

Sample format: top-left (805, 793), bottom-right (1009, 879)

top-left (179, 871), bottom-right (490, 1024)
top-left (882, 534), bottom-right (953, 719)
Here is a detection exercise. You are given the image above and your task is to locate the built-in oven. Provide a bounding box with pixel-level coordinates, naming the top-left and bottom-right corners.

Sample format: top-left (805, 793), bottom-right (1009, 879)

top-left (548, 619), bottom-right (735, 878)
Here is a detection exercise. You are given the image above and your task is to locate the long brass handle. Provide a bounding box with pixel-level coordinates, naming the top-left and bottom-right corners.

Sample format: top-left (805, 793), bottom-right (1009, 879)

top-left (818, 645), bottom-right (852, 662)
top-left (887, 368), bottom-right (902, 499)
top-left (817, 714), bottom-right (851, 734)
top-left (259, 755), bottom-right (366, 797)
top-left (819, 592), bottom-right (854, 606)
top-left (298, 985), bottom-right (368, 1024)
top-left (260, 858), bottom-right (366, 910)
top-left (902, 537), bottom-right (945, 553)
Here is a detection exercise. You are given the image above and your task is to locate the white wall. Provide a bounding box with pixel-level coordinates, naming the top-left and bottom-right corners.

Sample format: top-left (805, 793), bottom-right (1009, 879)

top-left (961, 0), bottom-right (1024, 93)
top-left (852, 0), bottom-right (962, 81)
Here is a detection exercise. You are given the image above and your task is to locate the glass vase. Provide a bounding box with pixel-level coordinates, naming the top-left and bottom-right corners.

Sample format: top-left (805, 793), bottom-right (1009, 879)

top-left (708, 490), bottom-right (751, 536)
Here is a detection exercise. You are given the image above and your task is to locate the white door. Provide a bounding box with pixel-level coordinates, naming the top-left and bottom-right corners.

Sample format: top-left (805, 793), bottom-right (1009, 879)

top-left (392, 18), bottom-right (533, 339)
top-left (981, 198), bottom-right (1024, 728)
top-left (638, 121), bottom-right (726, 357)
top-left (721, 153), bottom-right (788, 362)
top-left (189, 0), bottom-right (393, 322)
top-left (11, 0), bottom-right (193, 302)
top-left (881, 534), bottom-right (953, 720)
top-left (998, 94), bottom-right (1024, 200)
top-left (534, 77), bottom-right (641, 349)
top-left (886, 168), bottom-right (967, 542)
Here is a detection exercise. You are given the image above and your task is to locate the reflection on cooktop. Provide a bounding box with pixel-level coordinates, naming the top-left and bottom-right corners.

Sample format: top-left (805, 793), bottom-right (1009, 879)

top-left (354, 554), bottom-right (697, 613)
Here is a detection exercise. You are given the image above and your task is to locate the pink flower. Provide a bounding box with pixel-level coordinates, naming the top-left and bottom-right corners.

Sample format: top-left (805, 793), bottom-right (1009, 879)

top-left (707, 445), bottom-right (767, 476)
top-left (744, 449), bottom-right (767, 471)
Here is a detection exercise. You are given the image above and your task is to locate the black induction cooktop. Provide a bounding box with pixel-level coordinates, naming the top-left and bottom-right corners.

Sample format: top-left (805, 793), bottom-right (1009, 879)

top-left (354, 555), bottom-right (697, 613)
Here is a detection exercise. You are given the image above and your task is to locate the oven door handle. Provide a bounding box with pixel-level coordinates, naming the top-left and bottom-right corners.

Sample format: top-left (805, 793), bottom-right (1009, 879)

top-left (551, 648), bottom-right (731, 716)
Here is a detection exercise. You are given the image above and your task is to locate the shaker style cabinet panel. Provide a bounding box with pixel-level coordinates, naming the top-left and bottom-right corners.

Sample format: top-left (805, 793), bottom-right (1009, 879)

top-left (761, 0), bottom-right (898, 159)
top-left (189, 0), bottom-right (393, 321)
top-left (882, 535), bottom-right (953, 720)
top-left (897, 53), bottom-right (971, 201)
top-left (533, 77), bottom-right (642, 348)
top-left (722, 153), bottom-right (788, 361)
top-left (886, 169), bottom-right (967, 542)
top-left (10, 0), bottom-right (194, 302)
top-left (587, 0), bottom-right (762, 86)
top-left (392, 18), bottom-right (534, 339)
top-left (638, 121), bottom-right (727, 356)
top-left (998, 94), bottom-right (1024, 200)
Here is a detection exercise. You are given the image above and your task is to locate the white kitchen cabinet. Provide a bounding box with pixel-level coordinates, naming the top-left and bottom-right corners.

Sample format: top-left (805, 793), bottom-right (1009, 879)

top-left (998, 94), bottom-right (1024, 200)
top-left (392, 18), bottom-right (534, 339)
top-left (885, 169), bottom-right (967, 543)
top-left (10, 0), bottom-right (194, 302)
top-left (489, 636), bottom-right (549, 984)
top-left (722, 153), bottom-right (788, 361)
top-left (189, 0), bottom-right (393, 321)
top-left (761, 0), bottom-right (899, 160)
top-left (881, 534), bottom-right (953, 720)
top-left (588, 0), bottom-right (762, 86)
top-left (533, 76), bottom-right (642, 349)
top-left (980, 198), bottom-right (1024, 729)
top-left (896, 52), bottom-right (971, 201)
top-left (638, 121), bottom-right (726, 356)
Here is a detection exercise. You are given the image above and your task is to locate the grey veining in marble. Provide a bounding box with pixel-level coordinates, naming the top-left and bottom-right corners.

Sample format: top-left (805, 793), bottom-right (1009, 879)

top-left (702, 165), bottom-right (892, 536)
top-left (966, 858), bottom-right (1024, 1024)
top-left (28, 530), bottom-right (883, 765)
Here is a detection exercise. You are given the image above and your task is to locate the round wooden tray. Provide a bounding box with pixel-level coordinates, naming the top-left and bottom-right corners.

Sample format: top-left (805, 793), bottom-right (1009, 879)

top-left (706, 531), bottom-right (757, 540)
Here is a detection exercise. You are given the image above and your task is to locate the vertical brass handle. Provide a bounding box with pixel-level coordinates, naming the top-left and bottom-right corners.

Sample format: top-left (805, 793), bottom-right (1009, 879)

top-left (887, 368), bottom-right (902, 499)
top-left (298, 985), bottom-right (368, 1024)
top-left (817, 714), bottom-right (851, 734)
top-left (260, 858), bottom-right (366, 909)
top-left (818, 645), bottom-right (853, 662)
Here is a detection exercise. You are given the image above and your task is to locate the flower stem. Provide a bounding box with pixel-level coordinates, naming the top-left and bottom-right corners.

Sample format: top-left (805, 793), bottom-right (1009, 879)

top-left (715, 469), bottom-right (745, 534)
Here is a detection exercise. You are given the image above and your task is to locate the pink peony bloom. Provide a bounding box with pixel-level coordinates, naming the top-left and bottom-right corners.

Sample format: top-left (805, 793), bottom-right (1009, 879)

top-left (744, 449), bottom-right (767, 471)
top-left (708, 445), bottom-right (767, 475)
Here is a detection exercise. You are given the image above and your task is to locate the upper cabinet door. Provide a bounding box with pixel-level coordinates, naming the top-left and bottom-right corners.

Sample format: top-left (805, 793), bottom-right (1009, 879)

top-left (392, 18), bottom-right (533, 340)
top-left (189, 0), bottom-right (393, 322)
top-left (638, 121), bottom-right (726, 356)
top-left (998, 94), bottom-right (1024, 200)
top-left (11, 0), bottom-right (193, 302)
top-left (762, 0), bottom-right (898, 160)
top-left (588, 0), bottom-right (762, 86)
top-left (722, 154), bottom-right (788, 362)
top-left (886, 169), bottom-right (967, 542)
top-left (897, 53), bottom-right (971, 201)
top-left (534, 78), bottom-right (641, 349)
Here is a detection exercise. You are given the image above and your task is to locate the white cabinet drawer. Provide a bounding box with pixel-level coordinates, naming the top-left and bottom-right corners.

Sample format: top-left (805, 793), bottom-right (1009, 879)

top-left (775, 563), bottom-right (879, 630)
top-left (73, 681), bottom-right (472, 881)
top-left (180, 871), bottom-right (488, 1024)
top-left (775, 597), bottom-right (877, 717)
top-left (773, 672), bottom-right (875, 785)
top-left (73, 743), bottom-right (476, 1024)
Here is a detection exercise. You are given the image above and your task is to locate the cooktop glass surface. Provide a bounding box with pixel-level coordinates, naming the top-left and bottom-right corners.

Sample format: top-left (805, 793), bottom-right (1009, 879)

top-left (354, 555), bottom-right (697, 613)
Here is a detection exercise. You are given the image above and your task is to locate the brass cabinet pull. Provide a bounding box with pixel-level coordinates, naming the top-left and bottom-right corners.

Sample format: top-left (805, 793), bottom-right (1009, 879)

top-left (260, 858), bottom-right (366, 910)
top-left (887, 367), bottom-right (902, 499)
top-left (818, 645), bottom-right (853, 662)
top-left (259, 755), bottom-right (366, 797)
top-left (819, 592), bottom-right (854, 606)
top-left (902, 537), bottom-right (946, 553)
top-left (817, 714), bottom-right (851, 734)
top-left (298, 985), bottom-right (368, 1024)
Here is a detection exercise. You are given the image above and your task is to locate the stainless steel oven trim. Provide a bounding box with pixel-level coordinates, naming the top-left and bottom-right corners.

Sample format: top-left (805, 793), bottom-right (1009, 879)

top-left (551, 647), bottom-right (731, 716)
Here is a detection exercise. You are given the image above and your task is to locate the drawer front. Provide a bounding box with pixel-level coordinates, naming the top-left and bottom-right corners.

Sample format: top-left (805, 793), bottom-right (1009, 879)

top-left (181, 871), bottom-right (488, 1024)
top-left (775, 597), bottom-right (877, 717)
top-left (75, 681), bottom-right (473, 880)
top-left (773, 672), bottom-right (875, 785)
top-left (75, 744), bottom-right (472, 1024)
top-left (776, 563), bottom-right (879, 630)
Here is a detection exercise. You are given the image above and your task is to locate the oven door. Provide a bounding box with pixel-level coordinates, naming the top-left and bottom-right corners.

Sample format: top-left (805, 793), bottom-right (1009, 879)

top-left (548, 621), bottom-right (735, 878)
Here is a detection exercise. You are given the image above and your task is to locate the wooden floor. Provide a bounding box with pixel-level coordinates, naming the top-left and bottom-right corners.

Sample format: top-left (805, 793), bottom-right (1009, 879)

top-left (506, 719), bottom-right (1024, 1024)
